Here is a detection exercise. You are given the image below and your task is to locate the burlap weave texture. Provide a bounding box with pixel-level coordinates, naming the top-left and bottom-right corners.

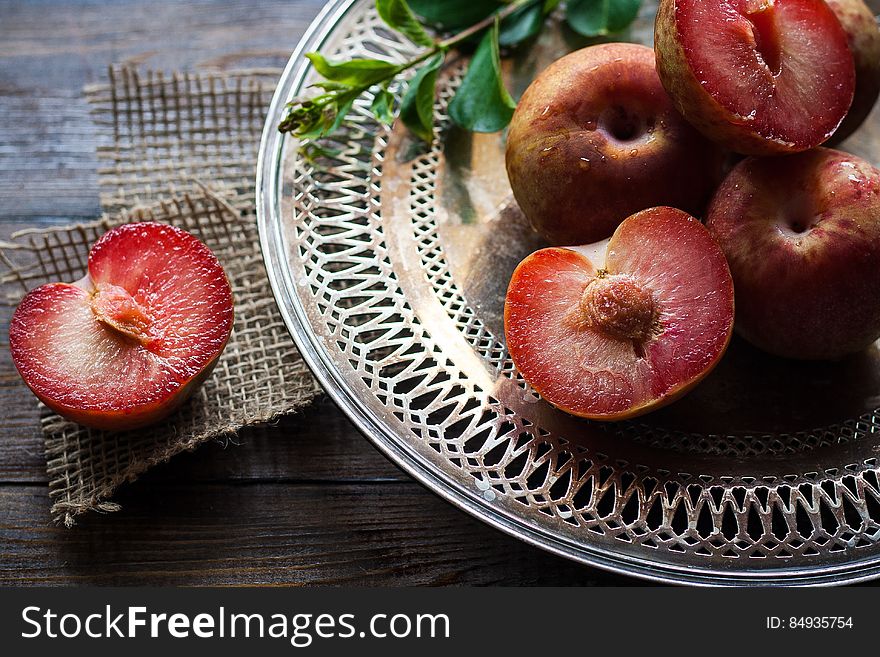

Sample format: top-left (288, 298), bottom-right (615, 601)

top-left (0, 65), bottom-right (320, 526)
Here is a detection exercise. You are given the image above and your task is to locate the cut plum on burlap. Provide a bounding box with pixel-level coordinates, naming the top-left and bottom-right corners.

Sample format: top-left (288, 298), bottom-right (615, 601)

top-left (0, 66), bottom-right (319, 526)
top-left (504, 207), bottom-right (734, 420)
top-left (9, 223), bottom-right (234, 431)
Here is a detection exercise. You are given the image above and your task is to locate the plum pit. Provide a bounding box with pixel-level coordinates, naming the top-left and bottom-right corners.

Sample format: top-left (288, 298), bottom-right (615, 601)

top-left (580, 272), bottom-right (658, 344)
top-left (90, 282), bottom-right (155, 347)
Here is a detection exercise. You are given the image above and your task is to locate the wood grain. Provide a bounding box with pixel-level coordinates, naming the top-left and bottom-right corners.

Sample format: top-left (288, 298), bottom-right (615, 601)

top-left (0, 481), bottom-right (635, 586)
top-left (0, 0), bottom-right (325, 221)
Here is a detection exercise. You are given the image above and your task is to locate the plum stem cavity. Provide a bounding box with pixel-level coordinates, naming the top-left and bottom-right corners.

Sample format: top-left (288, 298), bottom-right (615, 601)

top-left (580, 272), bottom-right (658, 345)
top-left (599, 106), bottom-right (644, 142)
top-left (90, 282), bottom-right (155, 347)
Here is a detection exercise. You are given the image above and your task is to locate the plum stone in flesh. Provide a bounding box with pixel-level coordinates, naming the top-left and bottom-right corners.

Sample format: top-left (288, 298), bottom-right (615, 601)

top-left (9, 223), bottom-right (235, 430)
top-left (505, 207), bottom-right (734, 420)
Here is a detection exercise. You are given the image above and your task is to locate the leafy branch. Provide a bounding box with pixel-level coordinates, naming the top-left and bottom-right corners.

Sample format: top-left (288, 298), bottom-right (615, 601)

top-left (278, 0), bottom-right (643, 142)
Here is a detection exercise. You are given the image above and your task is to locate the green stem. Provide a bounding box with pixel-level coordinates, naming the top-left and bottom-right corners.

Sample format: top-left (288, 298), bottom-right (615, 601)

top-left (378, 0), bottom-right (537, 87)
top-left (280, 0), bottom-right (541, 136)
top-left (438, 0), bottom-right (536, 50)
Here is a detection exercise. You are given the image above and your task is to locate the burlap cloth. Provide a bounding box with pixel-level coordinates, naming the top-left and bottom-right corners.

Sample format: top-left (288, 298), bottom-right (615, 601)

top-left (0, 66), bottom-right (321, 526)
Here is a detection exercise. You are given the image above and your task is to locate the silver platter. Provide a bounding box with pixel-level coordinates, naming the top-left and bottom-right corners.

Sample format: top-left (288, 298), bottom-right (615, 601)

top-left (257, 0), bottom-right (880, 585)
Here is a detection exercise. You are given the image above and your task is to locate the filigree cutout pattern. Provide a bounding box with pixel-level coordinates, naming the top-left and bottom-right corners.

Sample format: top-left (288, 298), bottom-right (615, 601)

top-left (269, 0), bottom-right (880, 582)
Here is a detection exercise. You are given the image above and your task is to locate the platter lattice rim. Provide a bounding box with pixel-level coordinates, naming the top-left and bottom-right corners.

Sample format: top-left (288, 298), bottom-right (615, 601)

top-left (256, 0), bottom-right (880, 585)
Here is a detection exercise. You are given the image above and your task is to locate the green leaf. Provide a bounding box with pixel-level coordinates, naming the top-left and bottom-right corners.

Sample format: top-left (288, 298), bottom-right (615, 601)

top-left (309, 80), bottom-right (351, 92)
top-left (376, 0), bottom-right (435, 47)
top-left (370, 87), bottom-right (395, 125)
top-left (400, 53), bottom-right (444, 142)
top-left (300, 141), bottom-right (344, 165)
top-left (448, 19), bottom-right (516, 133)
top-left (499, 2), bottom-right (545, 47)
top-left (293, 113), bottom-right (333, 141)
top-left (407, 0), bottom-right (503, 29)
top-left (566, 0), bottom-right (642, 37)
top-left (605, 0), bottom-right (643, 31)
top-left (280, 86), bottom-right (362, 140)
top-left (279, 95), bottom-right (329, 137)
top-left (305, 53), bottom-right (399, 87)
top-left (326, 91), bottom-right (359, 134)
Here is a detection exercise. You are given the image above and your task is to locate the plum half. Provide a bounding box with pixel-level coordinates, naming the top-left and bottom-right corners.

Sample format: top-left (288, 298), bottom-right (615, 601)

top-left (655, 0), bottom-right (856, 155)
top-left (504, 207), bottom-right (734, 420)
top-left (505, 43), bottom-right (725, 246)
top-left (9, 223), bottom-right (234, 430)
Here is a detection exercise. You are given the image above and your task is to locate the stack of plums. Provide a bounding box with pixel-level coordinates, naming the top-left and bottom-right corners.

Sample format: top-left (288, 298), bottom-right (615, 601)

top-left (504, 0), bottom-right (880, 421)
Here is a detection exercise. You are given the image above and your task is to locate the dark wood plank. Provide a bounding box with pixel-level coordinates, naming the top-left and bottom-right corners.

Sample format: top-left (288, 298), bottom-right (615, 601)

top-left (0, 93), bottom-right (100, 221)
top-left (0, 0), bottom-right (326, 89)
top-left (0, 480), bottom-right (636, 586)
top-left (0, 220), bottom-right (51, 481)
top-left (0, 0), bottom-right (326, 220)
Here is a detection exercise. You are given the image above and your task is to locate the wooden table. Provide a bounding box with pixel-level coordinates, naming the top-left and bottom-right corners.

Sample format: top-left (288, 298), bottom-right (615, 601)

top-left (0, 0), bottom-right (632, 586)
